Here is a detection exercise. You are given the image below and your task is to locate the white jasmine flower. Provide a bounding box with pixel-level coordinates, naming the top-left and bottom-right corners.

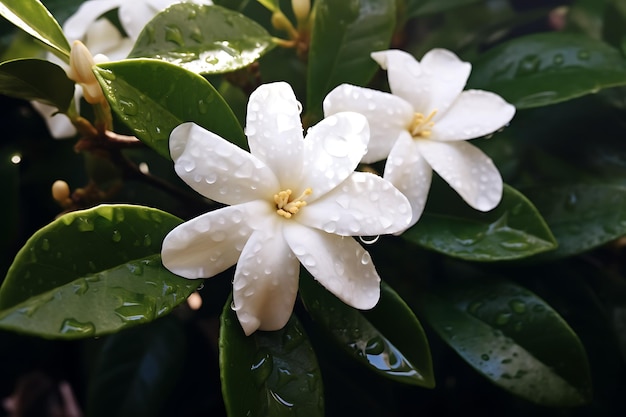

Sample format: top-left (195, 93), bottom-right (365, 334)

top-left (34, 0), bottom-right (213, 138)
top-left (161, 82), bottom-right (411, 335)
top-left (324, 49), bottom-right (516, 229)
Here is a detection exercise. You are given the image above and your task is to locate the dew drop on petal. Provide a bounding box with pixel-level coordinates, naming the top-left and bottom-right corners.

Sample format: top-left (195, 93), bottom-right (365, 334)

top-left (360, 252), bottom-right (372, 265)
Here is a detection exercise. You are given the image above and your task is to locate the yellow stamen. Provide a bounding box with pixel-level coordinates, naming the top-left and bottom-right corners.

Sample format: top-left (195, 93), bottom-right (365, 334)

top-left (409, 109), bottom-right (437, 138)
top-left (274, 188), bottom-right (312, 218)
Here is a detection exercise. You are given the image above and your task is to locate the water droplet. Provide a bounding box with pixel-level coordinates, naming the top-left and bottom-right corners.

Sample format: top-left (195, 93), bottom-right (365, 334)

top-left (190, 27), bottom-right (203, 43)
top-left (143, 234), bottom-right (152, 247)
top-left (164, 25), bottom-right (185, 47)
top-left (60, 318), bottom-right (95, 336)
top-left (499, 241), bottom-right (530, 251)
top-left (516, 54), bottom-right (540, 76)
top-left (495, 312), bottom-right (511, 325)
top-left (119, 96), bottom-right (138, 116)
top-left (360, 252), bottom-right (371, 265)
top-left (251, 349), bottom-right (273, 386)
top-left (577, 49), bottom-right (590, 60)
top-left (509, 299), bottom-right (526, 314)
top-left (72, 279), bottom-right (89, 295)
top-left (126, 263), bottom-right (144, 276)
top-left (467, 301), bottom-right (483, 314)
top-left (481, 353), bottom-right (490, 361)
top-left (112, 230), bottom-right (122, 242)
top-left (553, 53), bottom-right (564, 66)
top-left (114, 297), bottom-right (156, 323)
top-left (76, 217), bottom-right (95, 232)
top-left (41, 238), bottom-right (50, 251)
top-left (323, 134), bottom-right (350, 157)
top-left (359, 235), bottom-right (380, 245)
top-left (532, 304), bottom-right (545, 313)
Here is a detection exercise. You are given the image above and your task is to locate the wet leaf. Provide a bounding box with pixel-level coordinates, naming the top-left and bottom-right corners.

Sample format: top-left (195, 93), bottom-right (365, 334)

top-left (468, 32), bottom-right (626, 108)
top-left (129, 3), bottom-right (275, 74)
top-left (300, 275), bottom-right (434, 387)
top-left (405, 0), bottom-right (482, 18)
top-left (87, 316), bottom-right (186, 417)
top-left (0, 0), bottom-right (70, 59)
top-left (94, 59), bottom-right (245, 159)
top-left (220, 298), bottom-right (324, 417)
top-left (0, 204), bottom-right (199, 338)
top-left (402, 184), bottom-right (557, 261)
top-left (307, 0), bottom-right (395, 115)
top-left (0, 58), bottom-right (74, 111)
top-left (420, 280), bottom-right (592, 406)
top-left (521, 184), bottom-right (626, 258)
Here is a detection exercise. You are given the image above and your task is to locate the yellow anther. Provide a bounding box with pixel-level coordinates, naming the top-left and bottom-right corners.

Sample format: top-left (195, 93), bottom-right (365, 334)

top-left (274, 188), bottom-right (312, 218)
top-left (409, 109), bottom-right (437, 138)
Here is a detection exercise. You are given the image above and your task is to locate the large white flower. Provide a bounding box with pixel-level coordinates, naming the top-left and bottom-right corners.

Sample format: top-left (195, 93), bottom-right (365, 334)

top-left (161, 82), bottom-right (411, 335)
top-left (33, 0), bottom-right (213, 138)
top-left (324, 49), bottom-right (516, 229)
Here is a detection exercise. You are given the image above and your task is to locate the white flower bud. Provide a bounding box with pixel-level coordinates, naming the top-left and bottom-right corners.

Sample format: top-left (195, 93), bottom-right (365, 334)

top-left (292, 0), bottom-right (310, 22)
top-left (51, 180), bottom-right (71, 206)
top-left (67, 40), bottom-right (106, 104)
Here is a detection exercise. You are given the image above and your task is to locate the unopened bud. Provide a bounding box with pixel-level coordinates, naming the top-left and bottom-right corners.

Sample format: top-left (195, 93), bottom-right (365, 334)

top-left (292, 0), bottom-right (310, 22)
top-left (52, 180), bottom-right (71, 206)
top-left (67, 40), bottom-right (105, 104)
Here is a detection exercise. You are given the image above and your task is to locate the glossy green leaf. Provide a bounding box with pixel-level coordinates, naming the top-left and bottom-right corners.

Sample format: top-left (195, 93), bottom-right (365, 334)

top-left (603, 0), bottom-right (626, 52)
top-left (219, 298), bottom-right (324, 416)
top-left (0, 0), bottom-right (70, 59)
top-left (87, 316), bottom-right (186, 417)
top-left (468, 32), bottom-right (626, 108)
top-left (129, 3), bottom-right (275, 74)
top-left (0, 58), bottom-right (74, 110)
top-left (405, 0), bottom-right (482, 18)
top-left (402, 184), bottom-right (557, 261)
top-left (307, 0), bottom-right (395, 114)
top-left (521, 184), bottom-right (626, 258)
top-left (420, 280), bottom-right (592, 406)
top-left (300, 275), bottom-right (434, 387)
top-left (94, 59), bottom-right (246, 159)
top-left (0, 204), bottom-right (199, 338)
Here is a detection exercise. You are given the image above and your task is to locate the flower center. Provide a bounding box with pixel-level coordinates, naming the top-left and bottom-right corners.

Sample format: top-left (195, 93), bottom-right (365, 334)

top-left (274, 188), bottom-right (312, 219)
top-left (409, 110), bottom-right (437, 138)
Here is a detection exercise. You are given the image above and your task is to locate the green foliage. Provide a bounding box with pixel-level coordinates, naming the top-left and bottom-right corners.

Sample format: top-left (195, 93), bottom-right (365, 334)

top-left (220, 298), bottom-right (324, 417)
top-left (129, 3), bottom-right (275, 74)
top-left (469, 32), bottom-right (626, 108)
top-left (94, 59), bottom-right (246, 158)
top-left (0, 58), bottom-right (73, 110)
top-left (0, 0), bottom-right (69, 59)
top-left (421, 280), bottom-right (592, 406)
top-left (0, 205), bottom-right (199, 338)
top-left (307, 0), bottom-right (395, 116)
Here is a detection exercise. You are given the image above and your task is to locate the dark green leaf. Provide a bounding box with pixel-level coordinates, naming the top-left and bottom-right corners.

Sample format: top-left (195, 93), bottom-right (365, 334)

top-left (0, 58), bottom-right (74, 110)
top-left (522, 184), bottom-right (626, 258)
top-left (468, 32), bottom-right (626, 108)
top-left (94, 59), bottom-right (246, 159)
top-left (0, 148), bottom-right (19, 277)
top-left (219, 297), bottom-right (324, 417)
top-left (307, 0), bottom-right (395, 115)
top-left (0, 0), bottom-right (70, 59)
top-left (405, 0), bottom-right (482, 18)
top-left (402, 184), bottom-right (557, 261)
top-left (420, 280), bottom-right (592, 406)
top-left (603, 0), bottom-right (626, 53)
top-left (300, 275), bottom-right (434, 387)
top-left (0, 204), bottom-right (199, 338)
top-left (129, 3), bottom-right (275, 74)
top-left (86, 316), bottom-right (186, 417)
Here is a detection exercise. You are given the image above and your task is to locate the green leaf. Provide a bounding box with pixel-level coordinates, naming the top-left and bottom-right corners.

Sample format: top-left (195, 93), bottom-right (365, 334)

top-left (521, 184), bottom-right (626, 258)
top-left (405, 0), bottom-right (482, 18)
top-left (0, 204), bottom-right (199, 338)
top-left (402, 184), bottom-right (557, 261)
top-left (86, 316), bottom-right (186, 417)
top-left (0, 0), bottom-right (70, 59)
top-left (94, 59), bottom-right (246, 159)
top-left (0, 58), bottom-right (74, 110)
top-left (307, 0), bottom-right (395, 115)
top-left (256, 0), bottom-right (280, 12)
top-left (219, 298), bottom-right (324, 417)
top-left (468, 32), bottom-right (626, 108)
top-left (129, 3), bottom-right (275, 75)
top-left (420, 280), bottom-right (592, 406)
top-left (300, 275), bottom-right (434, 387)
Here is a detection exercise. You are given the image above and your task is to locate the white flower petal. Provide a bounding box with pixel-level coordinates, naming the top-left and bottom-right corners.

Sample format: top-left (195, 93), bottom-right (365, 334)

top-left (83, 19), bottom-right (134, 60)
top-left (283, 223), bottom-right (381, 310)
top-left (30, 101), bottom-right (77, 139)
top-left (233, 225), bottom-right (299, 335)
top-left (170, 122), bottom-right (279, 205)
top-left (323, 84), bottom-right (414, 163)
top-left (297, 172), bottom-right (411, 236)
top-left (245, 82), bottom-right (304, 189)
top-left (417, 140), bottom-right (503, 211)
top-left (371, 49), bottom-right (471, 116)
top-left (118, 0), bottom-right (170, 39)
top-left (384, 132), bottom-right (433, 229)
top-left (432, 90), bottom-right (516, 141)
top-left (63, 0), bottom-right (124, 42)
top-left (161, 202), bottom-right (262, 279)
top-left (300, 112), bottom-right (369, 199)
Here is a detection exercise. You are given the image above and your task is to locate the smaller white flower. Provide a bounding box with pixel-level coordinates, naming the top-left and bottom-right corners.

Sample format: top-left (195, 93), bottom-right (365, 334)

top-left (161, 82), bottom-right (411, 335)
top-left (324, 49), bottom-right (516, 230)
